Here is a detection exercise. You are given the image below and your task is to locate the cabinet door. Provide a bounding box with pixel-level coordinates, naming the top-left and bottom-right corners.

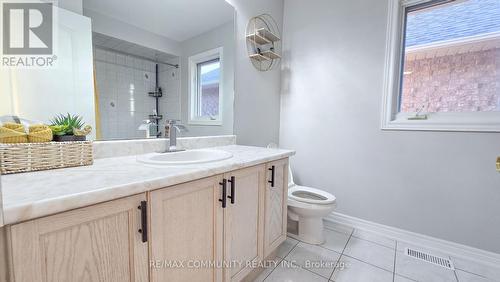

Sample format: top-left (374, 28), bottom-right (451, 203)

top-left (264, 158), bottom-right (289, 257)
top-left (149, 176), bottom-right (224, 282)
top-left (9, 194), bottom-right (149, 282)
top-left (0, 227), bottom-right (9, 282)
top-left (224, 165), bottom-right (266, 282)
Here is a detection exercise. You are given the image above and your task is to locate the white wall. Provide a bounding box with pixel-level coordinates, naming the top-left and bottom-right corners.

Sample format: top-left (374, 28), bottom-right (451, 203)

top-left (230, 0), bottom-right (284, 146)
top-left (58, 0), bottom-right (83, 14)
top-left (280, 0), bottom-right (500, 253)
top-left (0, 73), bottom-right (13, 117)
top-left (179, 22), bottom-right (235, 137)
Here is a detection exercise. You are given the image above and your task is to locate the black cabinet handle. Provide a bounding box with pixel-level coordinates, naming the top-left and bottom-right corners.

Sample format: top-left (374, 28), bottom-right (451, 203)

top-left (268, 165), bottom-right (275, 187)
top-left (219, 179), bottom-right (227, 208)
top-left (138, 201), bottom-right (148, 243)
top-left (227, 176), bottom-right (235, 204)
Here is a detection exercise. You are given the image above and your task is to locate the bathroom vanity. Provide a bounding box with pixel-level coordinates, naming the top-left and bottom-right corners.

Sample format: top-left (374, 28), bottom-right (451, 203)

top-left (0, 1), bottom-right (292, 281)
top-left (0, 144), bottom-right (293, 282)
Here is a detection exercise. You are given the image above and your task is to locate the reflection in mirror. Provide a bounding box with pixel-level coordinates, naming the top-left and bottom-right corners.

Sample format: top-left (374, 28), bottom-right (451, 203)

top-left (92, 34), bottom-right (180, 140)
top-left (0, 7), bottom-right (96, 139)
top-left (86, 0), bottom-right (235, 141)
top-left (0, 0), bottom-right (235, 142)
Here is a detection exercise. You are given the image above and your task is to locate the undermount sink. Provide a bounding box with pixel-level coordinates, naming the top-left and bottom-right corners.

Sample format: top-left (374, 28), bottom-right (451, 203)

top-left (137, 149), bottom-right (233, 165)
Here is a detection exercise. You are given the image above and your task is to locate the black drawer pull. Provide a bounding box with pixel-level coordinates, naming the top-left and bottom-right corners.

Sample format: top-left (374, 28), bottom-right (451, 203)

top-left (268, 165), bottom-right (275, 187)
top-left (227, 176), bottom-right (235, 204)
top-left (219, 179), bottom-right (227, 208)
top-left (138, 201), bottom-right (148, 243)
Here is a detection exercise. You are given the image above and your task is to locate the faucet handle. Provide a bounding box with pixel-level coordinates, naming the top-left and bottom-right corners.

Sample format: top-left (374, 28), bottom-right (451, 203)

top-left (174, 124), bottom-right (187, 131)
top-left (166, 119), bottom-right (181, 125)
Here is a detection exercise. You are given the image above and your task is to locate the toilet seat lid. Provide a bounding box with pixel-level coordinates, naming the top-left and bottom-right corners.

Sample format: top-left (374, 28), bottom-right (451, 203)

top-left (288, 185), bottom-right (336, 205)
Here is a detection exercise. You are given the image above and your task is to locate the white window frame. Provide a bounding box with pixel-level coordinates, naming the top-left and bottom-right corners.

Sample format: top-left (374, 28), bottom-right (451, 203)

top-left (188, 47), bottom-right (224, 126)
top-left (381, 0), bottom-right (500, 132)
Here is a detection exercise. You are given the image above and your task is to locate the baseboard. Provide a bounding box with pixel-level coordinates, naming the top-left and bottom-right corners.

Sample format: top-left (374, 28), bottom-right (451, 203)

top-left (325, 212), bottom-right (500, 266)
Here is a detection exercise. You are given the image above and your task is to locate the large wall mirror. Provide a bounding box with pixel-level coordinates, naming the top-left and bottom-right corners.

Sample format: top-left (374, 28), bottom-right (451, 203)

top-left (0, 0), bottom-right (235, 141)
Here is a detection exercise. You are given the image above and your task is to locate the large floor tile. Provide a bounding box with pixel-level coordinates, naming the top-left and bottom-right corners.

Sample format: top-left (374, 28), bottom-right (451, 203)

top-left (264, 260), bottom-right (328, 282)
top-left (320, 229), bottom-right (351, 253)
top-left (324, 222), bottom-right (354, 235)
top-left (394, 274), bottom-right (417, 282)
top-left (456, 270), bottom-right (495, 282)
top-left (285, 242), bottom-right (341, 278)
top-left (352, 229), bottom-right (396, 249)
top-left (276, 237), bottom-right (299, 258)
top-left (343, 236), bottom-right (395, 272)
top-left (452, 257), bottom-right (500, 282)
top-left (331, 255), bottom-right (393, 282)
top-left (252, 257), bottom-right (282, 282)
top-left (395, 251), bottom-right (458, 282)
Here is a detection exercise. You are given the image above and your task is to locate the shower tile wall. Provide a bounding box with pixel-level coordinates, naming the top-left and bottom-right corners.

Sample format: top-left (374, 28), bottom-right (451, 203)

top-left (94, 48), bottom-right (180, 140)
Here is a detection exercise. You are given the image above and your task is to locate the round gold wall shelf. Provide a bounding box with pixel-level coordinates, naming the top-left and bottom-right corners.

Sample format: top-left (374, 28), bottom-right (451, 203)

top-left (246, 14), bottom-right (281, 72)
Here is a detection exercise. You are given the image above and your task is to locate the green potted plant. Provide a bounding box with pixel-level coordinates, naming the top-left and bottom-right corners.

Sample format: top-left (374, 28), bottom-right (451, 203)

top-left (49, 113), bottom-right (92, 142)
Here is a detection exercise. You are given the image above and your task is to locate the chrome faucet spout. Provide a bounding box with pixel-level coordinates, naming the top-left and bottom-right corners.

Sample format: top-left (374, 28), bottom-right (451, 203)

top-left (164, 120), bottom-right (185, 152)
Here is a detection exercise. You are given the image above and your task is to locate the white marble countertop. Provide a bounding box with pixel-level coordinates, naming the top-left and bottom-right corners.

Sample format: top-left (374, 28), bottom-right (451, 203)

top-left (1, 145), bottom-right (294, 225)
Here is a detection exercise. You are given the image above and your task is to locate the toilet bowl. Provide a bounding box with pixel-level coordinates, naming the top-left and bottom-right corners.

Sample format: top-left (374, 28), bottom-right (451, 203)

top-left (287, 166), bottom-right (336, 245)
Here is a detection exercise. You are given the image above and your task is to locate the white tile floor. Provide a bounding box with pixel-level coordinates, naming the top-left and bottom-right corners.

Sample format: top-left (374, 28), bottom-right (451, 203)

top-left (253, 224), bottom-right (500, 282)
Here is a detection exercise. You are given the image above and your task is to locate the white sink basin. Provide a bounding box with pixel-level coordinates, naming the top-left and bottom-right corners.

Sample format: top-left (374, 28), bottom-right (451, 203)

top-left (137, 149), bottom-right (233, 165)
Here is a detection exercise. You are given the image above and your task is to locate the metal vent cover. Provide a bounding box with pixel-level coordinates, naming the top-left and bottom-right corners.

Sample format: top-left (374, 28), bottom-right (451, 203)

top-left (405, 248), bottom-right (455, 270)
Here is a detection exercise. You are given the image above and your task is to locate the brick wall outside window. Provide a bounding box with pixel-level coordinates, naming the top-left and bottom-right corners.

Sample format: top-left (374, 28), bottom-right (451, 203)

top-left (400, 48), bottom-right (500, 113)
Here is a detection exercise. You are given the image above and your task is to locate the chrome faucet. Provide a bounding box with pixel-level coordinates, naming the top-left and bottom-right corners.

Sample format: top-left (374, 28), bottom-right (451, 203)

top-left (164, 120), bottom-right (186, 152)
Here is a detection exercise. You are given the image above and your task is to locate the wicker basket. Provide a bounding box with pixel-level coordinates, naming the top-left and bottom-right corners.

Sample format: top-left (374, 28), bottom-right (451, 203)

top-left (0, 141), bottom-right (93, 175)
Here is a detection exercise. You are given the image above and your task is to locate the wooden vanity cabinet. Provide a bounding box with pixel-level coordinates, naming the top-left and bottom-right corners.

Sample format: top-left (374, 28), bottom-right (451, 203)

top-left (4, 158), bottom-right (289, 282)
top-left (0, 227), bottom-right (9, 282)
top-left (263, 158), bottom-right (289, 257)
top-left (8, 194), bottom-right (149, 282)
top-left (148, 175), bottom-right (224, 282)
top-left (223, 165), bottom-right (266, 282)
top-left (148, 165), bottom-right (267, 282)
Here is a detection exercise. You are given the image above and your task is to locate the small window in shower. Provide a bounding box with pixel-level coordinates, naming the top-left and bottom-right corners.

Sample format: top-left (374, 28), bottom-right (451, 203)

top-left (189, 47), bottom-right (223, 125)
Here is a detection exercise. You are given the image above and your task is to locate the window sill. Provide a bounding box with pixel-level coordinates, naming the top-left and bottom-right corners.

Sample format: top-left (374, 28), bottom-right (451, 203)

top-left (188, 119), bottom-right (222, 126)
top-left (382, 112), bottom-right (500, 133)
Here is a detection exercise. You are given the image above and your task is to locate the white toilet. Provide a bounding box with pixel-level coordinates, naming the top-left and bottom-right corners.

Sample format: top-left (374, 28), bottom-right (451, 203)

top-left (287, 166), bottom-right (336, 245)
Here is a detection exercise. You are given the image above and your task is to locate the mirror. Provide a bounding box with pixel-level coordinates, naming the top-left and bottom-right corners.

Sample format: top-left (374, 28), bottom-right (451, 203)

top-left (0, 0), bottom-right (235, 141)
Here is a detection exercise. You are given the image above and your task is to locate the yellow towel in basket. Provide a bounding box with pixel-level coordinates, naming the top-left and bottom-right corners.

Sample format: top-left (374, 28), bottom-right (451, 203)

top-left (0, 122), bottom-right (28, 143)
top-left (28, 124), bottom-right (53, 143)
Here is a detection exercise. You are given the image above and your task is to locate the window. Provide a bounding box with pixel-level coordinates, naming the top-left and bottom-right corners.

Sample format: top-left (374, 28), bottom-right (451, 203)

top-left (382, 0), bottom-right (500, 132)
top-left (189, 47), bottom-right (223, 125)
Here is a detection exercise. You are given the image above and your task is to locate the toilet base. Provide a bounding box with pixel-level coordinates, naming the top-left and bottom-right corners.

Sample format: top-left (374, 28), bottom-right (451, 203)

top-left (288, 202), bottom-right (335, 245)
top-left (296, 216), bottom-right (325, 245)
top-left (286, 171), bottom-right (337, 245)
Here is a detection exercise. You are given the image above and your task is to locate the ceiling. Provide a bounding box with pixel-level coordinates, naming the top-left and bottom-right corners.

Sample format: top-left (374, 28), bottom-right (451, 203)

top-left (92, 32), bottom-right (179, 64)
top-left (83, 0), bottom-right (234, 42)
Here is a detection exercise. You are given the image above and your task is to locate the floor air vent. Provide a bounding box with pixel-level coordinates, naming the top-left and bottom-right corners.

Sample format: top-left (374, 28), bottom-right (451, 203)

top-left (405, 248), bottom-right (455, 270)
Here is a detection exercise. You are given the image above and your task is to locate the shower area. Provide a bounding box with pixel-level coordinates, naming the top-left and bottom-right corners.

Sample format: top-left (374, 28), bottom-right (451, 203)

top-left (92, 32), bottom-right (181, 140)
